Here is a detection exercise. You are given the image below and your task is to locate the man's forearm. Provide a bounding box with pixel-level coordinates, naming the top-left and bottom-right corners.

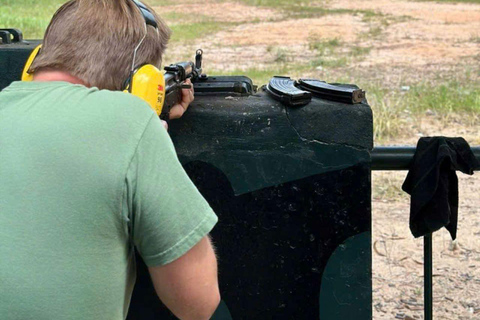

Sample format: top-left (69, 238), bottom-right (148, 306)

top-left (148, 235), bottom-right (220, 320)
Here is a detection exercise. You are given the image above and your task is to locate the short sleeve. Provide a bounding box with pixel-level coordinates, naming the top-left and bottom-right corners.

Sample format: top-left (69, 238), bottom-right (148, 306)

top-left (126, 115), bottom-right (218, 267)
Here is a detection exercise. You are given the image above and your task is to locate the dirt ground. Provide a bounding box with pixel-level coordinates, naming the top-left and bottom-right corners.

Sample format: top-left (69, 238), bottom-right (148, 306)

top-left (159, 0), bottom-right (480, 85)
top-left (373, 170), bottom-right (480, 320)
top-left (155, 0), bottom-right (480, 318)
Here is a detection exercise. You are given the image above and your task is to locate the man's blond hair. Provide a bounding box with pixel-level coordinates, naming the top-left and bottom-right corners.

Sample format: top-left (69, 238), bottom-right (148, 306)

top-left (30, 0), bottom-right (171, 90)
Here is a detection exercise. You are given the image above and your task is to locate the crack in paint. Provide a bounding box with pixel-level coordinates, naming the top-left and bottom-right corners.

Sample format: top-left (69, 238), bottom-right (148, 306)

top-left (283, 106), bottom-right (369, 152)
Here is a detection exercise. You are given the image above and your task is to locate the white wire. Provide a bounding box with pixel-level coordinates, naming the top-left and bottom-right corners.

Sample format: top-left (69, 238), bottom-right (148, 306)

top-left (131, 23), bottom-right (147, 73)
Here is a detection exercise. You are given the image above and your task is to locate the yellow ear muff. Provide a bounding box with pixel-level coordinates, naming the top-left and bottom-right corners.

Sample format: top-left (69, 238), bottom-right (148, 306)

top-left (124, 64), bottom-right (166, 116)
top-left (22, 44), bottom-right (42, 81)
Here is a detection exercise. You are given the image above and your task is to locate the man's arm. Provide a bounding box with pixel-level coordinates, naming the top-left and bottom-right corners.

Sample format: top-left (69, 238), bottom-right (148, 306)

top-left (148, 235), bottom-right (220, 320)
top-left (160, 78), bottom-right (194, 130)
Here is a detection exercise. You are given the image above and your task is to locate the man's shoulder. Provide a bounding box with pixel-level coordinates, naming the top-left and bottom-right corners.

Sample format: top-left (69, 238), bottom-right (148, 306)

top-left (84, 87), bottom-right (155, 120)
top-left (2, 81), bottom-right (156, 122)
top-left (75, 88), bottom-right (161, 148)
top-left (69, 85), bottom-right (158, 137)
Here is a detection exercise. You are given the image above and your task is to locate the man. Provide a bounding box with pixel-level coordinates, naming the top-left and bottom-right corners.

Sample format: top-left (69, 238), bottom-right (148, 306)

top-left (0, 1), bottom-right (220, 319)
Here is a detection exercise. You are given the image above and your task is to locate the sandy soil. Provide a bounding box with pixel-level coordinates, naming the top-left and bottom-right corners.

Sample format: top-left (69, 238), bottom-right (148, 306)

top-left (321, 0), bottom-right (480, 69)
top-left (213, 15), bottom-right (367, 45)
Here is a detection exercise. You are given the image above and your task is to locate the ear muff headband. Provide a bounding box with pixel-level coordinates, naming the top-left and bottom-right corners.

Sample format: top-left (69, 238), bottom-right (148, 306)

top-left (122, 0), bottom-right (165, 116)
top-left (123, 0), bottom-right (158, 91)
top-left (131, 0), bottom-right (158, 29)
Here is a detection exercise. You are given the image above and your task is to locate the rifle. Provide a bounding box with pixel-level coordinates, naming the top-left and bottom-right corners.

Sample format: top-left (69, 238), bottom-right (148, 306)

top-left (160, 49), bottom-right (204, 120)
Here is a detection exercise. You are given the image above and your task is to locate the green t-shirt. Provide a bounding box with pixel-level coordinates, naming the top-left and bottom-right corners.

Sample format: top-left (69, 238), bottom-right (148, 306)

top-left (0, 81), bottom-right (218, 320)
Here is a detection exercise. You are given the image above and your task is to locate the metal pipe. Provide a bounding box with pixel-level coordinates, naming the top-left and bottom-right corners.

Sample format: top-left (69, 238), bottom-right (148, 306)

top-left (371, 146), bottom-right (480, 171)
top-left (424, 234), bottom-right (433, 320)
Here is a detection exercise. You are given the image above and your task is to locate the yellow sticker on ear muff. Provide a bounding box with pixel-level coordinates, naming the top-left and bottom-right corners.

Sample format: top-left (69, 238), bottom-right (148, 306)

top-left (125, 64), bottom-right (166, 116)
top-left (22, 44), bottom-right (42, 81)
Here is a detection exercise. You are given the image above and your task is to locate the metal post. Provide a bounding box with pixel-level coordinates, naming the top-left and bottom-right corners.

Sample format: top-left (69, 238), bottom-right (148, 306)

top-left (424, 234), bottom-right (433, 320)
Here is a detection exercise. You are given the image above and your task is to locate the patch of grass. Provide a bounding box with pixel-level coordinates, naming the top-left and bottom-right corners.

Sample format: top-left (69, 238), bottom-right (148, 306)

top-left (272, 48), bottom-right (291, 63)
top-left (285, 6), bottom-right (358, 19)
top-left (361, 9), bottom-right (384, 22)
top-left (161, 12), bottom-right (214, 25)
top-left (308, 37), bottom-right (341, 55)
top-left (308, 38), bottom-right (371, 69)
top-left (350, 46), bottom-right (372, 57)
top-left (361, 81), bottom-right (480, 141)
top-left (358, 23), bottom-right (386, 40)
top-left (407, 82), bottom-right (480, 114)
top-left (307, 37), bottom-right (350, 69)
top-left (367, 26), bottom-right (384, 38)
top-left (169, 21), bottom-right (236, 42)
top-left (235, 0), bottom-right (368, 19)
top-left (160, 6), bottom-right (239, 43)
top-left (0, 0), bottom-right (191, 39)
top-left (469, 36), bottom-right (480, 43)
top-left (389, 14), bottom-right (414, 24)
top-left (0, 0), bottom-right (64, 39)
top-left (365, 86), bottom-right (410, 141)
top-left (312, 56), bottom-right (349, 68)
top-left (413, 287), bottom-right (423, 297)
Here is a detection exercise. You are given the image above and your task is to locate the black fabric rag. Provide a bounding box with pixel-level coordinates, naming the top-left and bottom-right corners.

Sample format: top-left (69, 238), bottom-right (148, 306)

top-left (402, 137), bottom-right (479, 240)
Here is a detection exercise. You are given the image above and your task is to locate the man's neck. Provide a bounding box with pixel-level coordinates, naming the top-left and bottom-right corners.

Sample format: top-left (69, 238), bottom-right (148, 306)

top-left (33, 70), bottom-right (88, 86)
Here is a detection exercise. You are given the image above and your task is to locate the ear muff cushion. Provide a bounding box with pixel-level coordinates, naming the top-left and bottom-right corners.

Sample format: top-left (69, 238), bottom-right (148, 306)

top-left (126, 64), bottom-right (165, 116)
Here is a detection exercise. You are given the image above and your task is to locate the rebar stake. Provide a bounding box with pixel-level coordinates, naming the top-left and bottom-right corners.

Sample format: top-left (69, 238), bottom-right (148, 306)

top-left (424, 233), bottom-right (433, 320)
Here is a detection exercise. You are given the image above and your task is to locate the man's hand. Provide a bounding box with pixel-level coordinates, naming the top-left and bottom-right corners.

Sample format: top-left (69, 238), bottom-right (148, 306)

top-left (169, 78), bottom-right (195, 120)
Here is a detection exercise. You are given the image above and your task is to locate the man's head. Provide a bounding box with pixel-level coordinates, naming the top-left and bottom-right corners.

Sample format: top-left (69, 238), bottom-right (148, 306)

top-left (30, 0), bottom-right (171, 90)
